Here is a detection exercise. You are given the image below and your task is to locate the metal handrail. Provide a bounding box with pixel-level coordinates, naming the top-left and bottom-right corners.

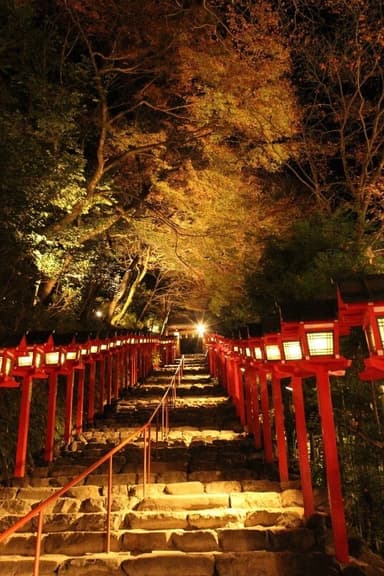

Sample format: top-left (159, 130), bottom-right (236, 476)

top-left (0, 355), bottom-right (184, 576)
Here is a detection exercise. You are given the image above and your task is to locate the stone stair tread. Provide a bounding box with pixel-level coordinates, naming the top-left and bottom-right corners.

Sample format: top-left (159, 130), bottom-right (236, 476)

top-left (0, 525), bottom-right (313, 557)
top-left (124, 506), bottom-right (304, 531)
top-left (0, 550), bottom-right (342, 576)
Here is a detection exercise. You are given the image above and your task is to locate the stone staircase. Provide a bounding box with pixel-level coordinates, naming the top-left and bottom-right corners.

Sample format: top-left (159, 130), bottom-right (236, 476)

top-left (0, 354), bottom-right (376, 575)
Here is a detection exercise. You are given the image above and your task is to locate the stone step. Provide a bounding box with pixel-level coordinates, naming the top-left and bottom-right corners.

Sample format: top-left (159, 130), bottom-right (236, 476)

top-left (0, 480), bottom-right (313, 511)
top-left (122, 384), bottom-right (224, 397)
top-left (23, 463), bottom-right (274, 488)
top-left (34, 433), bottom-right (265, 484)
top-left (0, 503), bottom-right (305, 538)
top-left (0, 550), bottom-right (341, 576)
top-left (0, 525), bottom-right (317, 556)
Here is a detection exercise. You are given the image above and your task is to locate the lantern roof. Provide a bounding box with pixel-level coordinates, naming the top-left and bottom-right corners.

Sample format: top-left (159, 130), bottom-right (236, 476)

top-left (279, 299), bottom-right (338, 323)
top-left (336, 274), bottom-right (384, 303)
top-left (336, 274), bottom-right (384, 333)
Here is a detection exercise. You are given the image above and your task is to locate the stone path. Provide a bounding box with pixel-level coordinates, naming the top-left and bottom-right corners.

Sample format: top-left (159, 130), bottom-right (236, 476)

top-left (0, 354), bottom-right (381, 575)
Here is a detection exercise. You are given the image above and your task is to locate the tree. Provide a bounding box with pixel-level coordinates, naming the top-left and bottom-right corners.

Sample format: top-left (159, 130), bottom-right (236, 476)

top-left (0, 0), bottom-right (302, 332)
top-left (276, 0), bottom-right (384, 250)
top-left (245, 211), bottom-right (376, 316)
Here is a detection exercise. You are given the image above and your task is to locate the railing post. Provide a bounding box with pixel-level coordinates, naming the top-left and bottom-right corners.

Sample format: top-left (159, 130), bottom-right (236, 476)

top-left (106, 455), bottom-right (112, 553)
top-left (143, 426), bottom-right (147, 497)
top-left (33, 510), bottom-right (44, 576)
top-left (143, 425), bottom-right (152, 499)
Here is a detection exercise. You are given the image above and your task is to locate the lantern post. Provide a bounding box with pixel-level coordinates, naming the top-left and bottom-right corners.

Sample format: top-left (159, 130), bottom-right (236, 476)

top-left (262, 327), bottom-right (285, 467)
top-left (12, 337), bottom-right (47, 478)
top-left (280, 300), bottom-right (351, 563)
top-left (97, 340), bottom-right (109, 414)
top-left (86, 338), bottom-right (101, 424)
top-left (61, 339), bottom-right (83, 446)
top-left (277, 317), bottom-right (315, 517)
top-left (271, 366), bottom-right (290, 483)
top-left (42, 335), bottom-right (67, 462)
top-left (248, 337), bottom-right (264, 450)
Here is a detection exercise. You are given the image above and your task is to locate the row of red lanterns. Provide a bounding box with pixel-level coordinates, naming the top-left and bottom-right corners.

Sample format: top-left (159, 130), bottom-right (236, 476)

top-left (205, 274), bottom-right (384, 565)
top-left (208, 274), bottom-right (384, 373)
top-left (0, 332), bottom-right (177, 481)
top-left (0, 333), bottom-right (176, 386)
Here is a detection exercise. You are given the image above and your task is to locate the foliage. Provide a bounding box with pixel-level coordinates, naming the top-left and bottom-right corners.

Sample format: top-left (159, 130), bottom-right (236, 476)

top-left (245, 211), bottom-right (379, 316)
top-left (0, 0), bottom-right (302, 334)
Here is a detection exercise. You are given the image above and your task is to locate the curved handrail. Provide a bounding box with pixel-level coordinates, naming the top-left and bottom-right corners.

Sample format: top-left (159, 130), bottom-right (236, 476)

top-left (0, 355), bottom-right (184, 575)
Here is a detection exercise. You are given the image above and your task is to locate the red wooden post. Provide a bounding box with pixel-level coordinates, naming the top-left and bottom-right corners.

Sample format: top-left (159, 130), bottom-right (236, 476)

top-left (119, 348), bottom-right (124, 391)
top-left (231, 357), bottom-right (240, 417)
top-left (122, 346), bottom-right (129, 390)
top-left (223, 356), bottom-right (231, 396)
top-left (98, 356), bottom-right (106, 414)
top-left (136, 346), bottom-right (140, 383)
top-left (291, 375), bottom-right (315, 517)
top-left (213, 347), bottom-right (218, 379)
top-left (260, 371), bottom-right (273, 463)
top-left (87, 359), bottom-right (96, 423)
top-left (250, 369), bottom-right (262, 449)
top-left (131, 347), bottom-right (138, 386)
top-left (137, 344), bottom-right (143, 382)
top-left (236, 363), bottom-right (246, 426)
top-left (75, 368), bottom-right (85, 435)
top-left (316, 366), bottom-right (349, 563)
top-left (44, 371), bottom-right (58, 462)
top-left (113, 351), bottom-right (119, 399)
top-left (271, 371), bottom-right (289, 483)
top-left (207, 345), bottom-right (213, 376)
top-left (221, 350), bottom-right (228, 391)
top-left (106, 354), bottom-right (113, 403)
top-left (14, 374), bottom-right (33, 478)
top-left (64, 369), bottom-right (75, 445)
top-left (139, 343), bottom-right (144, 382)
top-left (243, 366), bottom-right (253, 430)
top-left (145, 343), bottom-right (151, 377)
